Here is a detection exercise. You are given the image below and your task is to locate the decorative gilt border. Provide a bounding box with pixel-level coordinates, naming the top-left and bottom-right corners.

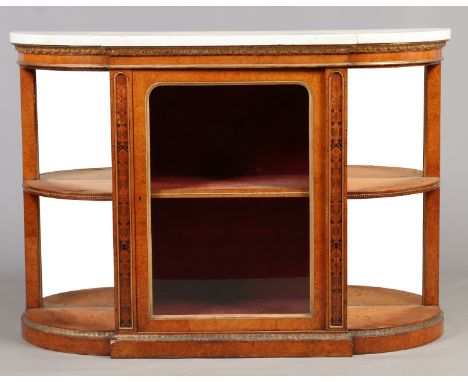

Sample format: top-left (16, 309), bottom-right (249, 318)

top-left (22, 315), bottom-right (114, 339)
top-left (21, 311), bottom-right (443, 342)
top-left (145, 81), bottom-right (315, 322)
top-left (115, 331), bottom-right (351, 342)
top-left (22, 185), bottom-right (112, 201)
top-left (328, 71), bottom-right (346, 329)
top-left (114, 72), bottom-right (133, 329)
top-left (350, 312), bottom-right (443, 338)
top-left (16, 59), bottom-right (443, 71)
top-left (14, 40), bottom-right (447, 56)
top-left (348, 182), bottom-right (440, 199)
top-left (150, 190), bottom-right (309, 198)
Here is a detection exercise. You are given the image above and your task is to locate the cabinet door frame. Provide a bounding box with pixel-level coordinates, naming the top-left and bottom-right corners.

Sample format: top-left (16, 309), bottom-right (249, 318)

top-left (118, 68), bottom-right (337, 333)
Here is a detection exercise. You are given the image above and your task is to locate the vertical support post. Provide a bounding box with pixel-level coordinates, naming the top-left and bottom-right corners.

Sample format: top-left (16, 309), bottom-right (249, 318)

top-left (423, 64), bottom-right (441, 306)
top-left (326, 68), bottom-right (347, 329)
top-left (111, 70), bottom-right (135, 330)
top-left (20, 67), bottom-right (42, 308)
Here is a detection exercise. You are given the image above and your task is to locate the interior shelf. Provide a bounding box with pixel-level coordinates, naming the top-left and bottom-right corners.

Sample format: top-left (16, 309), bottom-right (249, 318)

top-left (150, 175), bottom-right (309, 198)
top-left (152, 277), bottom-right (310, 315)
top-left (23, 165), bottom-right (439, 200)
top-left (23, 285), bottom-right (438, 334)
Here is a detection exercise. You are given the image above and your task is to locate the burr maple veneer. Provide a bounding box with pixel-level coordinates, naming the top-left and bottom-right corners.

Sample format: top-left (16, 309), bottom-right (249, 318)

top-left (12, 29), bottom-right (449, 358)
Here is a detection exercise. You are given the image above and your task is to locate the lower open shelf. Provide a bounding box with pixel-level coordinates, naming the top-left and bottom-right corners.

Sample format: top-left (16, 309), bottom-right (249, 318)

top-left (21, 285), bottom-right (443, 357)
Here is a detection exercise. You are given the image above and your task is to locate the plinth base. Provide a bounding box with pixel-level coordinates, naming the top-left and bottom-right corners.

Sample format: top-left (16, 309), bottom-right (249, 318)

top-left (21, 286), bottom-right (443, 357)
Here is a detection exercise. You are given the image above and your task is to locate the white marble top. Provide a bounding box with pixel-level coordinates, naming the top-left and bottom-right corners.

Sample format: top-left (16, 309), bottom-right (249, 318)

top-left (10, 29), bottom-right (451, 47)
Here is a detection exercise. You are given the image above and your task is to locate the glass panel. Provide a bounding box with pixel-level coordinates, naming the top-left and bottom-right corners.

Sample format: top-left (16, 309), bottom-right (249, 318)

top-left (149, 84), bottom-right (311, 316)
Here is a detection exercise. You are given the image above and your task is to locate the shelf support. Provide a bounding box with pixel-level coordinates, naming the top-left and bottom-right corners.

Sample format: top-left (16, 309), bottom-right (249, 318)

top-left (20, 67), bottom-right (42, 308)
top-left (423, 63), bottom-right (441, 306)
top-left (326, 68), bottom-right (348, 329)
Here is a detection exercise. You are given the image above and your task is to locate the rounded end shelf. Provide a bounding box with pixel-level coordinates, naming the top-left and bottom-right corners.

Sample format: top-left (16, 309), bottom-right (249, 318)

top-left (22, 165), bottom-right (440, 201)
top-left (347, 165), bottom-right (440, 199)
top-left (21, 287), bottom-right (114, 356)
top-left (348, 286), bottom-right (443, 354)
top-left (21, 285), bottom-right (442, 356)
top-left (22, 168), bottom-right (112, 201)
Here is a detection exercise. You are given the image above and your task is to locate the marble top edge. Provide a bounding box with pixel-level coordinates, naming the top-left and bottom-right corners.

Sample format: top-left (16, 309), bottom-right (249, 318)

top-left (10, 29), bottom-right (451, 47)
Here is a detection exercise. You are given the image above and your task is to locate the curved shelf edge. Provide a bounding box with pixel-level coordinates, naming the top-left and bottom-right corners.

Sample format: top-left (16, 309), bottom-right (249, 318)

top-left (348, 165), bottom-right (440, 199)
top-left (348, 285), bottom-right (443, 354)
top-left (22, 287), bottom-right (115, 356)
top-left (21, 313), bottom-right (113, 356)
top-left (20, 286), bottom-right (443, 357)
top-left (23, 168), bottom-right (112, 201)
top-left (22, 165), bottom-right (440, 201)
top-left (350, 310), bottom-right (443, 355)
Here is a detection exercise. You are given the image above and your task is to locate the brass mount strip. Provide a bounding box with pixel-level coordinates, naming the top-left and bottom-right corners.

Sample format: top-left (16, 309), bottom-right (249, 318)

top-left (22, 314), bottom-right (114, 339)
top-left (21, 183), bottom-right (440, 201)
top-left (17, 59), bottom-right (443, 71)
top-left (15, 40), bottom-right (447, 56)
top-left (115, 331), bottom-right (351, 342)
top-left (22, 185), bottom-right (112, 201)
top-left (350, 311), bottom-right (443, 338)
top-left (22, 311), bottom-right (443, 341)
top-left (348, 182), bottom-right (440, 199)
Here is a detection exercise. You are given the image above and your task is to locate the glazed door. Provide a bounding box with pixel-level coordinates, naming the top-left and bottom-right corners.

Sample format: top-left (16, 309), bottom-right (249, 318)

top-left (118, 69), bottom-right (335, 333)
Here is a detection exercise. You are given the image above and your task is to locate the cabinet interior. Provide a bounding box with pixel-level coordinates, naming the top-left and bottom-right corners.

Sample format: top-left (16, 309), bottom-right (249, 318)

top-left (149, 84), bottom-right (311, 316)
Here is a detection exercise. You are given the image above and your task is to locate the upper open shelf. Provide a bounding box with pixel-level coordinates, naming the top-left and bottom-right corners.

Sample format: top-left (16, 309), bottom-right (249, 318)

top-left (23, 168), bottom-right (112, 201)
top-left (23, 165), bottom-right (439, 201)
top-left (347, 165), bottom-right (439, 198)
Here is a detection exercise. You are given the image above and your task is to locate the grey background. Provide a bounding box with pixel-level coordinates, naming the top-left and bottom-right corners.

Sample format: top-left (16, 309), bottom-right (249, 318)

top-left (0, 6), bottom-right (467, 375)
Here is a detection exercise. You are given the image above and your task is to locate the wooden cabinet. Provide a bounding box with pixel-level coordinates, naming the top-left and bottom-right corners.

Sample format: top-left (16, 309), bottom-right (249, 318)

top-left (12, 29), bottom-right (449, 357)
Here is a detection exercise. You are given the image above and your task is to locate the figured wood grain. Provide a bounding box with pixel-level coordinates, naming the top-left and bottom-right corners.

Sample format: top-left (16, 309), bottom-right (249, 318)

top-left (15, 41), bottom-right (446, 357)
top-left (327, 69), bottom-right (347, 329)
top-left (23, 168), bottom-right (112, 200)
top-left (22, 321), bottom-right (111, 356)
top-left (112, 71), bottom-right (134, 329)
top-left (132, 69), bottom-right (327, 333)
top-left (23, 307), bottom-right (115, 332)
top-left (22, 165), bottom-right (439, 200)
top-left (110, 337), bottom-right (353, 358)
top-left (348, 305), bottom-right (440, 330)
top-left (16, 47), bottom-right (444, 71)
top-left (352, 319), bottom-right (443, 355)
top-left (21, 285), bottom-right (442, 357)
top-left (151, 175), bottom-right (309, 198)
top-left (43, 287), bottom-right (114, 308)
top-left (348, 285), bottom-right (421, 306)
top-left (347, 165), bottom-right (439, 198)
top-left (347, 285), bottom-right (442, 354)
top-left (20, 67), bottom-right (42, 309)
top-left (45, 286), bottom-right (422, 309)
top-left (20, 68), bottom-right (39, 180)
top-left (423, 64), bottom-right (441, 306)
